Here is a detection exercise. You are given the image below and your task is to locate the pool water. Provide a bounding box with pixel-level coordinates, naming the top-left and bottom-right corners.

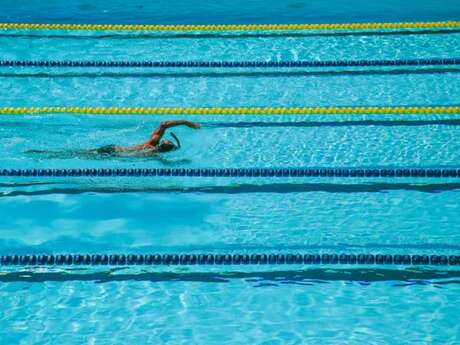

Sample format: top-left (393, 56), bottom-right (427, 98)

top-left (2, 0), bottom-right (460, 24)
top-left (1, 1), bottom-right (460, 344)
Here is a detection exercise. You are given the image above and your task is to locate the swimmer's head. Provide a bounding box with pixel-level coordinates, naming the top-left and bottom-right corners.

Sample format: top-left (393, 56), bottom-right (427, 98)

top-left (158, 140), bottom-right (177, 153)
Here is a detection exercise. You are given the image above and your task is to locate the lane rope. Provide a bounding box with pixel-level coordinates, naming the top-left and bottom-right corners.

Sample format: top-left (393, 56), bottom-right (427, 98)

top-left (1, 167), bottom-right (460, 178)
top-left (1, 106), bottom-right (460, 115)
top-left (1, 58), bottom-right (460, 68)
top-left (1, 253), bottom-right (459, 266)
top-left (0, 21), bottom-right (459, 32)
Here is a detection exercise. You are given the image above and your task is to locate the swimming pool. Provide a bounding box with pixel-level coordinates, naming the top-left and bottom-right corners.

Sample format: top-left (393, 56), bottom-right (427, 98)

top-left (1, 1), bottom-right (460, 344)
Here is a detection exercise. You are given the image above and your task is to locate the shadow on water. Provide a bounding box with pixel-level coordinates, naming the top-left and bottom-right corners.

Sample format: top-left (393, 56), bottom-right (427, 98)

top-left (23, 149), bottom-right (192, 165)
top-left (1, 68), bottom-right (459, 78)
top-left (1, 29), bottom-right (459, 40)
top-left (204, 119), bottom-right (460, 128)
top-left (2, 183), bottom-right (460, 198)
top-left (3, 119), bottom-right (460, 130)
top-left (0, 181), bottom-right (59, 188)
top-left (1, 268), bottom-right (459, 287)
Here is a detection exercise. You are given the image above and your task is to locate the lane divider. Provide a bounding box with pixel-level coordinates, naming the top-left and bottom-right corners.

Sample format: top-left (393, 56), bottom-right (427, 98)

top-left (1, 167), bottom-right (459, 178)
top-left (1, 106), bottom-right (460, 115)
top-left (1, 253), bottom-right (459, 266)
top-left (0, 21), bottom-right (459, 32)
top-left (1, 58), bottom-right (460, 68)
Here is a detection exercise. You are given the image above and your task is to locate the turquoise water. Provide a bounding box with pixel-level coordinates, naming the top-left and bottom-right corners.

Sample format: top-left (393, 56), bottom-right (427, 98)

top-left (2, 2), bottom-right (460, 344)
top-left (1, 0), bottom-right (460, 24)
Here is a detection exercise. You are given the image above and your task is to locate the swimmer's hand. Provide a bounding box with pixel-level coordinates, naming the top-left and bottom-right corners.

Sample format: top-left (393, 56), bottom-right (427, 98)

top-left (190, 122), bottom-right (201, 129)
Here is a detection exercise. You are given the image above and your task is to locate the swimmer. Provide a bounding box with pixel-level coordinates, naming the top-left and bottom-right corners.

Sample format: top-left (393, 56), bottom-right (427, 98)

top-left (25, 120), bottom-right (200, 159)
top-left (94, 120), bottom-right (200, 156)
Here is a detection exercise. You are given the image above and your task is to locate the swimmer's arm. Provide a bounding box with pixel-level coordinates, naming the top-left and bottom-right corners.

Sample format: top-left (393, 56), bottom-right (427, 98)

top-left (160, 120), bottom-right (200, 130)
top-left (150, 120), bottom-right (200, 144)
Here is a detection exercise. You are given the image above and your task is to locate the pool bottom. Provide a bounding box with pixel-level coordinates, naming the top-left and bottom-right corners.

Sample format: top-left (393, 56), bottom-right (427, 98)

top-left (0, 268), bottom-right (459, 344)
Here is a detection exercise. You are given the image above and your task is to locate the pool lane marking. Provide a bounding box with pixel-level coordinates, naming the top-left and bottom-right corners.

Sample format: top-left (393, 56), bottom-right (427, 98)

top-left (1, 167), bottom-right (460, 178)
top-left (1, 106), bottom-right (460, 115)
top-left (1, 253), bottom-right (459, 266)
top-left (0, 21), bottom-right (460, 31)
top-left (1, 58), bottom-right (460, 68)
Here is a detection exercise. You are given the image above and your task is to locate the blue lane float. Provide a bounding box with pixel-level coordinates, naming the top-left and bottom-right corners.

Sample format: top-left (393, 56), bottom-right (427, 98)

top-left (0, 167), bottom-right (459, 178)
top-left (1, 253), bottom-right (459, 266)
top-left (0, 57), bottom-right (459, 68)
